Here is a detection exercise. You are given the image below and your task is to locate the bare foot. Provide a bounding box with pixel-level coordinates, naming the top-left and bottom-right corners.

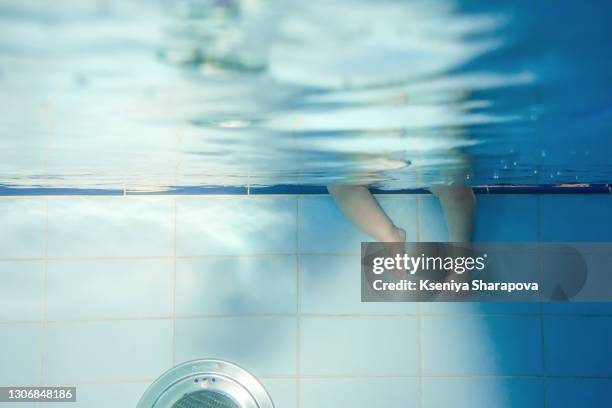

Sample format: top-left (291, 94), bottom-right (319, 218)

top-left (389, 226), bottom-right (406, 242)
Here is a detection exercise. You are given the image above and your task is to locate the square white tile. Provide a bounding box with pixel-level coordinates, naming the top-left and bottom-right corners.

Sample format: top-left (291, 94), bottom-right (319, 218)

top-left (47, 259), bottom-right (174, 320)
top-left (422, 316), bottom-right (543, 376)
top-left (176, 256), bottom-right (297, 316)
top-left (175, 317), bottom-right (296, 377)
top-left (176, 198), bottom-right (297, 256)
top-left (0, 199), bottom-right (45, 259)
top-left (0, 323), bottom-right (42, 386)
top-left (44, 320), bottom-right (173, 383)
top-left (300, 316), bottom-right (419, 375)
top-left (261, 379), bottom-right (296, 408)
top-left (47, 198), bottom-right (174, 257)
top-left (49, 382), bottom-right (149, 408)
top-left (301, 378), bottom-right (419, 408)
top-left (300, 255), bottom-right (417, 314)
top-left (0, 261), bottom-right (44, 321)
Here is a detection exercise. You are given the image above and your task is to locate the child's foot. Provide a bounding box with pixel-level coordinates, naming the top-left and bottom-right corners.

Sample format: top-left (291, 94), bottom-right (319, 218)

top-left (391, 226), bottom-right (406, 242)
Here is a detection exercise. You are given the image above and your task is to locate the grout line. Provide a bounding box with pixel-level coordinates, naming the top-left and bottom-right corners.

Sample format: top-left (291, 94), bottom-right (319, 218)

top-left (265, 108), bottom-right (308, 407)
top-left (416, 195), bottom-right (421, 242)
top-left (31, 373), bottom-right (612, 386)
top-left (3, 250), bottom-right (612, 263)
top-left (4, 250), bottom-right (612, 263)
top-left (416, 192), bottom-right (424, 408)
top-left (295, 196), bottom-right (302, 408)
top-left (2, 312), bottom-right (612, 325)
top-left (537, 195), bottom-right (549, 408)
top-left (2, 317), bottom-right (175, 325)
top-left (40, 99), bottom-right (55, 407)
top-left (39, 198), bottom-right (49, 386)
top-left (0, 320), bottom-right (45, 325)
top-left (0, 254), bottom-right (297, 262)
top-left (539, 302), bottom-right (548, 408)
top-left (172, 198), bottom-right (177, 367)
top-left (272, 374), bottom-right (612, 380)
top-left (4, 190), bottom-right (610, 399)
top-left (297, 373), bottom-right (612, 380)
top-left (42, 379), bottom-right (156, 386)
top-left (417, 302), bottom-right (424, 408)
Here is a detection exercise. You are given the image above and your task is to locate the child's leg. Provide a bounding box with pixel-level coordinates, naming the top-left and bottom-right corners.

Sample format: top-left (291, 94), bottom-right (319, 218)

top-left (327, 184), bottom-right (406, 242)
top-left (429, 185), bottom-right (475, 242)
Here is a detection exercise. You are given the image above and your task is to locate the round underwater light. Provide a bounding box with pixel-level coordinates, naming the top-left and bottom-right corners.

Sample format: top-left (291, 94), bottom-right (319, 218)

top-left (137, 359), bottom-right (274, 408)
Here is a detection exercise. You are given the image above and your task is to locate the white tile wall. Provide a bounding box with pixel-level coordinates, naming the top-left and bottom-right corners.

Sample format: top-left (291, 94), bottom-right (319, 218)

top-left (0, 199), bottom-right (45, 258)
top-left (47, 198), bottom-right (174, 257)
top-left (301, 378), bottom-right (419, 408)
top-left (300, 255), bottom-right (417, 314)
top-left (0, 193), bottom-right (611, 407)
top-left (300, 316), bottom-right (419, 376)
top-left (176, 256), bottom-right (297, 316)
top-left (0, 261), bottom-right (44, 321)
top-left (176, 197), bottom-right (297, 256)
top-left (51, 383), bottom-right (149, 408)
top-left (174, 317), bottom-right (297, 377)
top-left (260, 379), bottom-right (297, 408)
top-left (46, 259), bottom-right (174, 320)
top-left (422, 316), bottom-right (543, 376)
top-left (0, 323), bottom-right (42, 386)
top-left (43, 320), bottom-right (173, 383)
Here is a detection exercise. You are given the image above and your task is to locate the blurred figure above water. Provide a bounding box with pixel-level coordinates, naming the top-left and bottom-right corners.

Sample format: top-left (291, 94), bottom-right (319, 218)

top-left (0, 0), bottom-right (611, 191)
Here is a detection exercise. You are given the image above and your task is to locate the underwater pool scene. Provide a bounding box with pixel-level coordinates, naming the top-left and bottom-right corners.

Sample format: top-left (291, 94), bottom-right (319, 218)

top-left (1, 0), bottom-right (611, 191)
top-left (1, 1), bottom-right (611, 408)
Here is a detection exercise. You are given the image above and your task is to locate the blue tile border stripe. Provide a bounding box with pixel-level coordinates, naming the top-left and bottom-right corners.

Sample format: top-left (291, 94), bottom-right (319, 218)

top-left (0, 187), bottom-right (126, 196)
top-left (0, 184), bottom-right (610, 196)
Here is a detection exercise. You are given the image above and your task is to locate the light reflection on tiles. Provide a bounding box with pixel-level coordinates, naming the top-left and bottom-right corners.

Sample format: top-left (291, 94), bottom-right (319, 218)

top-left (0, 194), bottom-right (610, 407)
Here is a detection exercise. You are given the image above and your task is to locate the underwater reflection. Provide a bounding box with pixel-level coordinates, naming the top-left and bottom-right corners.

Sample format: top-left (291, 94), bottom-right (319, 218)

top-left (1, 0), bottom-right (611, 190)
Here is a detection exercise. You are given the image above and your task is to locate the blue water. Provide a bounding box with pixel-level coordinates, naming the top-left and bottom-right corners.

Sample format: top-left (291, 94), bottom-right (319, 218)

top-left (1, 0), bottom-right (611, 191)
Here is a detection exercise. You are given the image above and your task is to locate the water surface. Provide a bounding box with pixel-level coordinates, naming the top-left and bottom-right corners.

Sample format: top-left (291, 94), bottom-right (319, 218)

top-left (1, 0), bottom-right (611, 191)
